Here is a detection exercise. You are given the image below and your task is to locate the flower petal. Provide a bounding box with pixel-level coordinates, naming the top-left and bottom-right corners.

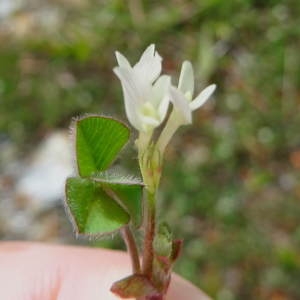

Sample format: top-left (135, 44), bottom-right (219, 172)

top-left (169, 86), bottom-right (192, 124)
top-left (178, 61), bottom-right (194, 99)
top-left (113, 67), bottom-right (143, 130)
top-left (113, 67), bottom-right (143, 105)
top-left (158, 95), bottom-right (170, 123)
top-left (139, 44), bottom-right (155, 62)
top-left (152, 75), bottom-right (171, 107)
top-left (115, 51), bottom-right (131, 68)
top-left (189, 84), bottom-right (216, 111)
top-left (122, 88), bottom-right (141, 130)
top-left (139, 115), bottom-right (161, 132)
top-left (134, 44), bottom-right (162, 84)
top-left (153, 76), bottom-right (171, 122)
top-left (139, 115), bottom-right (160, 127)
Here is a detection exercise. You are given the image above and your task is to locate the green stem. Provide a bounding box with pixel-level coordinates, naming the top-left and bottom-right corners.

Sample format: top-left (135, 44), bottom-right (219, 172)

top-left (142, 190), bottom-right (156, 277)
top-left (121, 225), bottom-right (141, 274)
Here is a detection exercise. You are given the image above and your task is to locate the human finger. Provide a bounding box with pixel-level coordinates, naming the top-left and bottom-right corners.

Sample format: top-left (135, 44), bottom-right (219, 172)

top-left (0, 242), bottom-right (211, 300)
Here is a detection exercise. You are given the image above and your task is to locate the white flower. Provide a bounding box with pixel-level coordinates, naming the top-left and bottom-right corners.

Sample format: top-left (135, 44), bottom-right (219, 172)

top-left (157, 61), bottom-right (216, 153)
top-left (113, 44), bottom-right (170, 133)
top-left (170, 61), bottom-right (216, 125)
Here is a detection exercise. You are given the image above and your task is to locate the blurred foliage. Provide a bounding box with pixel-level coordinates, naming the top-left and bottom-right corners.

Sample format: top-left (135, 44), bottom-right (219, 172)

top-left (1, 0), bottom-right (300, 299)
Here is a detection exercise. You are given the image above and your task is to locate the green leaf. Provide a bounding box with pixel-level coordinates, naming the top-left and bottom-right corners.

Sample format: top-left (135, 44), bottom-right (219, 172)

top-left (74, 115), bottom-right (130, 177)
top-left (92, 170), bottom-right (144, 227)
top-left (65, 177), bottom-right (130, 236)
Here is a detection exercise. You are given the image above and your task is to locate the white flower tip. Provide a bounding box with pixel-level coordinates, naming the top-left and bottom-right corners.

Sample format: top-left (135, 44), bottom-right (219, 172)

top-left (154, 51), bottom-right (162, 61)
top-left (115, 51), bottom-right (131, 68)
top-left (181, 61), bottom-right (193, 78)
top-left (140, 44), bottom-right (155, 59)
top-left (142, 44), bottom-right (162, 61)
top-left (203, 84), bottom-right (217, 98)
top-left (181, 61), bottom-right (193, 77)
top-left (115, 51), bottom-right (121, 62)
top-left (209, 83), bottom-right (217, 93)
top-left (112, 66), bottom-right (120, 76)
top-left (189, 83), bottom-right (217, 111)
top-left (148, 43), bottom-right (155, 53)
top-left (182, 60), bottom-right (192, 69)
top-left (178, 60), bottom-right (194, 96)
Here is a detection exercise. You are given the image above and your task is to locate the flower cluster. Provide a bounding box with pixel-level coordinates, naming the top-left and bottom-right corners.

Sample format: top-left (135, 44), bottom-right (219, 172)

top-left (114, 44), bottom-right (216, 154)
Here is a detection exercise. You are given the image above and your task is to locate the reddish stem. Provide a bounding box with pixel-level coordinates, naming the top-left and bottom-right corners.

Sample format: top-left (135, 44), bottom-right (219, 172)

top-left (142, 191), bottom-right (156, 277)
top-left (121, 225), bottom-right (141, 274)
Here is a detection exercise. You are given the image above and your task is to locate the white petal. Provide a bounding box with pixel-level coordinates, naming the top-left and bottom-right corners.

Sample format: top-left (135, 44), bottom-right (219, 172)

top-left (178, 61), bottom-right (194, 98)
top-left (139, 115), bottom-right (160, 126)
top-left (152, 75), bottom-right (171, 107)
top-left (134, 44), bottom-right (162, 84)
top-left (158, 95), bottom-right (170, 122)
top-left (115, 51), bottom-right (131, 68)
top-left (122, 88), bottom-right (142, 130)
top-left (113, 67), bottom-right (143, 105)
top-left (139, 44), bottom-right (155, 61)
top-left (189, 84), bottom-right (216, 111)
top-left (139, 115), bottom-right (161, 132)
top-left (113, 67), bottom-right (143, 130)
top-left (169, 86), bottom-right (192, 124)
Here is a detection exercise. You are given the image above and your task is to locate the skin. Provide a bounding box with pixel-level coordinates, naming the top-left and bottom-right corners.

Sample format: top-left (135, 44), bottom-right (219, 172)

top-left (0, 242), bottom-right (211, 300)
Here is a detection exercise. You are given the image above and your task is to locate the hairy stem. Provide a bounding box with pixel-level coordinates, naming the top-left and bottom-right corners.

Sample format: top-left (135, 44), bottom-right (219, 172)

top-left (121, 225), bottom-right (141, 274)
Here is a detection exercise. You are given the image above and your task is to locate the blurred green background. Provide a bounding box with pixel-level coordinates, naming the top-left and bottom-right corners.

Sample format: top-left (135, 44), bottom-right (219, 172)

top-left (1, 1), bottom-right (300, 299)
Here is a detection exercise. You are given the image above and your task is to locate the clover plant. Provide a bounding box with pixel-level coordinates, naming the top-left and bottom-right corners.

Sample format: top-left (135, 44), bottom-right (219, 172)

top-left (64, 44), bottom-right (216, 300)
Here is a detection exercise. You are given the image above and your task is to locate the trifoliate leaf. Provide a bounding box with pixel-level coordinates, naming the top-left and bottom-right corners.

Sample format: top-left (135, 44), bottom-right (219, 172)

top-left (74, 115), bottom-right (130, 177)
top-left (92, 170), bottom-right (143, 227)
top-left (65, 177), bottom-right (130, 237)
